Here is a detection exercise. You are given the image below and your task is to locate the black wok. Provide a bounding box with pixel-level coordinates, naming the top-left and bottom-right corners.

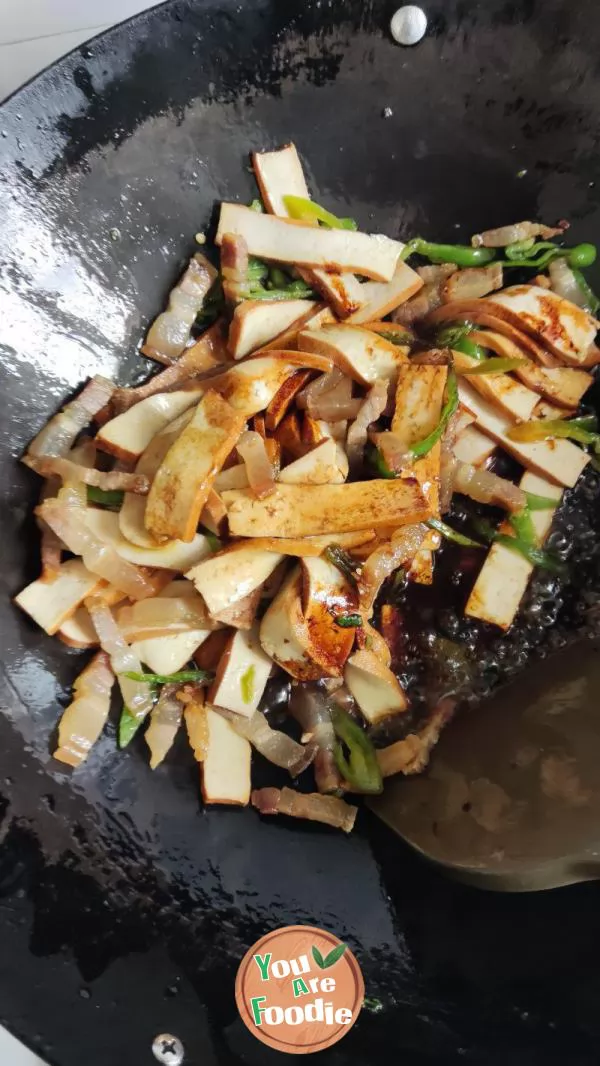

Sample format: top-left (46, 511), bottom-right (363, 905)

top-left (1, 1), bottom-right (600, 1063)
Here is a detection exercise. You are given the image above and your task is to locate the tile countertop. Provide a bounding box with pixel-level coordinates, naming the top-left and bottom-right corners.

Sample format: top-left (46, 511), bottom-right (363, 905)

top-left (0, 4), bottom-right (159, 1062)
top-left (0, 0), bottom-right (160, 101)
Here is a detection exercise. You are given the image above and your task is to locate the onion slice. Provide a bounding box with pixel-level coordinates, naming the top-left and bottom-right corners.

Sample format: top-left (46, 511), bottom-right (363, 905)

top-left (359, 523), bottom-right (427, 614)
top-left (548, 257), bottom-right (589, 308)
top-left (28, 376), bottom-right (114, 459)
top-left (289, 685), bottom-right (341, 793)
top-left (251, 786), bottom-right (357, 832)
top-left (236, 430), bottom-right (277, 499)
top-left (87, 598), bottom-right (155, 729)
top-left (219, 709), bottom-right (314, 775)
top-left (53, 651), bottom-right (115, 767)
top-left (144, 683), bottom-right (183, 769)
top-left (471, 220), bottom-right (566, 248)
top-left (452, 460), bottom-right (526, 512)
top-left (37, 485), bottom-right (156, 600)
top-left (346, 379), bottom-right (388, 471)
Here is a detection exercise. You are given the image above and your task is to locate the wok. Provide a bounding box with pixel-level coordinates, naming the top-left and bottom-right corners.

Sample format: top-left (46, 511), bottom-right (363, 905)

top-left (1, 0), bottom-right (600, 1063)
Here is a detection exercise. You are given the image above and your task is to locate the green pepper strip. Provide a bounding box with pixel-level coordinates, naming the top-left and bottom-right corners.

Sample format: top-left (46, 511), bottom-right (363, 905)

top-left (331, 708), bottom-right (383, 795)
top-left (282, 194), bottom-right (357, 231)
top-left (525, 492), bottom-right (559, 511)
top-left (246, 281), bottom-right (317, 301)
top-left (508, 507), bottom-right (537, 547)
top-left (119, 706), bottom-right (143, 748)
top-left (507, 416), bottom-right (600, 448)
top-left (324, 545), bottom-right (361, 586)
top-left (410, 369), bottom-right (459, 458)
top-left (461, 357), bottom-right (526, 376)
top-left (199, 526), bottom-right (222, 552)
top-left (435, 323), bottom-right (488, 361)
top-left (571, 268), bottom-right (600, 314)
top-left (401, 238), bottom-right (495, 267)
top-left (376, 329), bottom-right (414, 346)
top-left (123, 670), bottom-right (213, 685)
top-left (86, 486), bottom-right (124, 510)
top-left (365, 442), bottom-right (396, 479)
top-left (501, 242), bottom-right (597, 270)
top-left (493, 533), bottom-right (566, 575)
top-left (335, 613), bottom-right (363, 628)
top-left (427, 517), bottom-right (486, 548)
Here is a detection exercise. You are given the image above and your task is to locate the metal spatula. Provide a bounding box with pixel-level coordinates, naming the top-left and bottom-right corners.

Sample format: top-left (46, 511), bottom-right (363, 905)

top-left (369, 639), bottom-right (600, 891)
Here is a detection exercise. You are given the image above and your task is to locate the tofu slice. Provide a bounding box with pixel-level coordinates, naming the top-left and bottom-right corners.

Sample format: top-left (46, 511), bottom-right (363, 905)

top-left (132, 631), bottom-right (211, 676)
top-left (201, 707), bottom-right (252, 805)
top-left (452, 349), bottom-right (539, 421)
top-left (145, 390), bottom-right (245, 542)
top-left (483, 285), bottom-right (599, 366)
top-left (465, 472), bottom-right (562, 629)
top-left (86, 508), bottom-right (211, 570)
top-left (453, 424), bottom-right (496, 466)
top-left (223, 479), bottom-right (430, 538)
top-left (470, 329), bottom-right (592, 408)
top-left (298, 324), bottom-right (408, 385)
top-left (265, 369), bottom-right (313, 430)
top-left (58, 607), bottom-right (99, 649)
top-left (208, 357), bottom-right (301, 417)
top-left (392, 363), bottom-right (448, 513)
top-left (208, 626), bottom-right (272, 717)
top-left (344, 650), bottom-right (408, 725)
top-left (458, 381), bottom-right (589, 487)
top-left (228, 299), bottom-right (317, 359)
top-left (252, 144), bottom-right (421, 318)
top-left (14, 559), bottom-right (102, 635)
top-left (278, 438), bottom-right (346, 484)
top-left (257, 305), bottom-right (337, 353)
top-left (95, 389), bottom-right (203, 462)
top-left (186, 546), bottom-right (284, 619)
top-left (216, 204), bottom-right (403, 282)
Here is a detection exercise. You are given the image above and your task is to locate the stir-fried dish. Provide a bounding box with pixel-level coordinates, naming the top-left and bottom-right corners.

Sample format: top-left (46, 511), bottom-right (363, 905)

top-left (14, 143), bottom-right (600, 832)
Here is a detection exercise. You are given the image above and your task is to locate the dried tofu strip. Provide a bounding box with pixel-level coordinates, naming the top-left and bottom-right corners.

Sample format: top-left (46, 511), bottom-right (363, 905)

top-left (257, 305), bottom-right (337, 353)
top-left (145, 389), bottom-right (245, 542)
top-left (453, 424), bottom-right (496, 466)
top-left (223, 530), bottom-right (375, 557)
top-left (223, 479), bottom-right (430, 538)
top-left (252, 144), bottom-right (421, 317)
top-left (216, 204), bottom-right (403, 282)
top-left (485, 285), bottom-right (598, 366)
top-left (95, 389), bottom-right (203, 463)
top-left (470, 330), bottom-right (592, 409)
top-left (208, 356), bottom-right (305, 418)
top-left (452, 349), bottom-right (539, 421)
top-left (458, 381), bottom-right (589, 487)
top-left (392, 364), bottom-right (448, 514)
top-left (278, 438), bottom-right (346, 485)
top-left (298, 324), bottom-right (408, 385)
top-left (208, 626), bottom-right (272, 717)
top-left (228, 299), bottom-right (318, 359)
top-left (87, 509), bottom-right (211, 572)
top-left (201, 707), bottom-right (252, 805)
top-left (15, 559), bottom-right (102, 635)
top-left (186, 546), bottom-right (284, 620)
top-left (465, 472), bottom-right (562, 629)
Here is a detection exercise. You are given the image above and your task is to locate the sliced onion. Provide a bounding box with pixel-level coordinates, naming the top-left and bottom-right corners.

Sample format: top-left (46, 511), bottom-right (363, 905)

top-left (303, 372), bottom-right (360, 421)
top-left (28, 376), bottom-right (114, 459)
top-left (442, 263), bottom-right (503, 301)
top-left (370, 430), bottom-right (411, 473)
top-left (53, 651), bottom-right (115, 767)
top-left (220, 233), bottom-right (250, 305)
top-left (289, 684), bottom-right (341, 793)
top-left (296, 368), bottom-right (345, 409)
top-left (471, 220), bottom-right (566, 248)
top-left (25, 456), bottom-right (150, 494)
top-left (38, 485), bottom-right (156, 600)
top-left (144, 683), bottom-right (183, 769)
top-left (452, 460), bottom-right (526, 512)
top-left (346, 379), bottom-right (388, 471)
top-left (411, 349), bottom-right (452, 366)
top-left (359, 524), bottom-right (427, 614)
top-left (236, 430), bottom-right (276, 499)
top-left (548, 257), bottom-right (588, 308)
top-left (144, 253), bottom-right (218, 362)
top-left (87, 598), bottom-right (155, 724)
top-left (220, 709), bottom-right (314, 775)
top-left (117, 595), bottom-right (216, 641)
top-left (251, 786), bottom-right (357, 832)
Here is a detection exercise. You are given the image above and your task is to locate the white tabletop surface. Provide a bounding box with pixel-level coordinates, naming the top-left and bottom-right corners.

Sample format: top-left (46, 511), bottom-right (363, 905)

top-left (0, 4), bottom-right (159, 1063)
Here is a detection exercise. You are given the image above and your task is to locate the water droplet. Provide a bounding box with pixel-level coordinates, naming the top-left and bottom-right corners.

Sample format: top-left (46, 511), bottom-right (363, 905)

top-left (79, 988), bottom-right (91, 1000)
top-left (109, 227), bottom-right (121, 242)
top-left (382, 106), bottom-right (393, 118)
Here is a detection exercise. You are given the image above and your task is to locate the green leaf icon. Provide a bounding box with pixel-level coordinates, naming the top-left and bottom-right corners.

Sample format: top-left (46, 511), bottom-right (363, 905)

top-left (322, 943), bottom-right (347, 968)
top-left (311, 945), bottom-right (326, 969)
